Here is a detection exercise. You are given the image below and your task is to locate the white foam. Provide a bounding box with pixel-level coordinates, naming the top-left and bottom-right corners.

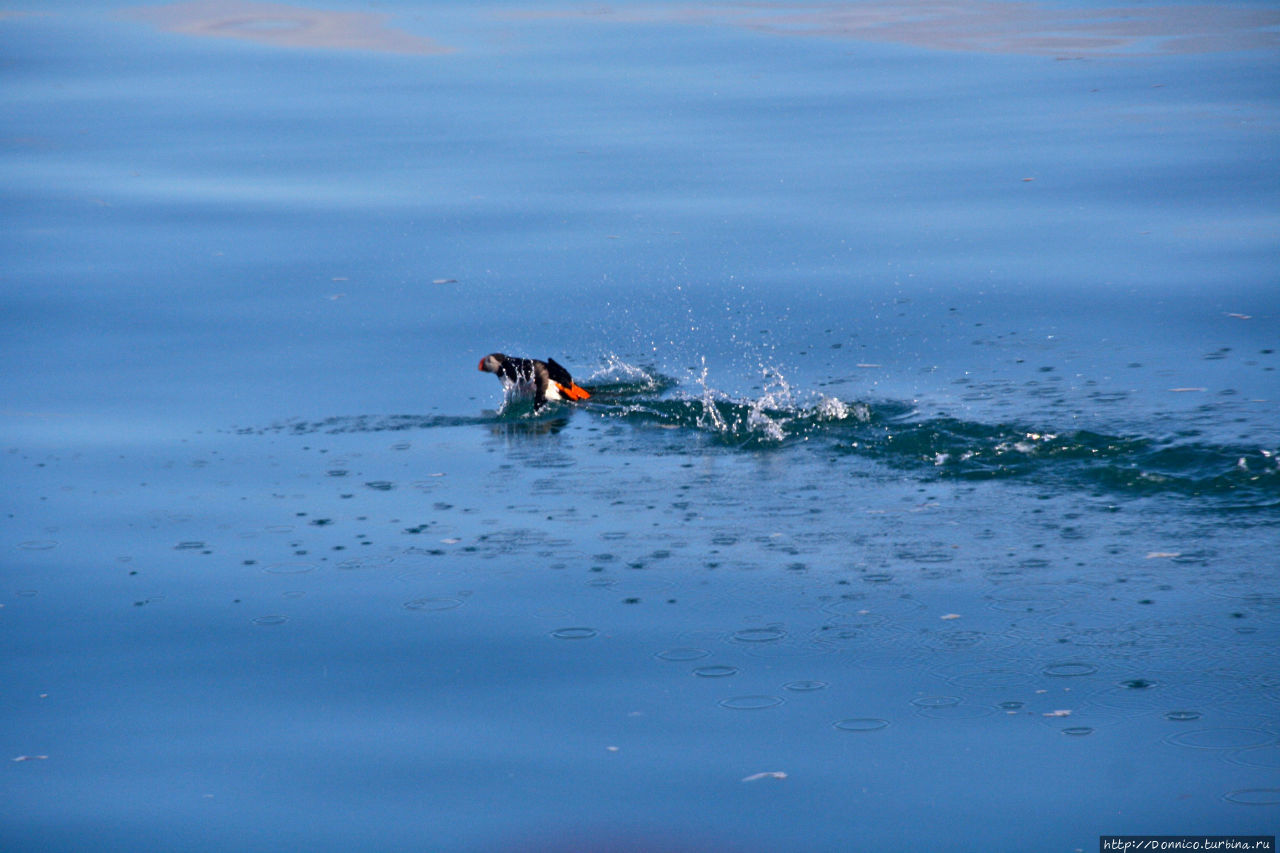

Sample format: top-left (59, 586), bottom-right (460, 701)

top-left (587, 353), bottom-right (660, 388)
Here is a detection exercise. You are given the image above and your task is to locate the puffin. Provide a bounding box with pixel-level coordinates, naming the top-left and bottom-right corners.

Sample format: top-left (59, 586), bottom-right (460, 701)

top-left (478, 353), bottom-right (591, 411)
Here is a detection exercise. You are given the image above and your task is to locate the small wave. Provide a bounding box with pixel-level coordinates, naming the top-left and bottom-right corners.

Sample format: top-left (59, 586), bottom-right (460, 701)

top-left (243, 414), bottom-right (501, 435)
top-left (855, 420), bottom-right (1280, 501)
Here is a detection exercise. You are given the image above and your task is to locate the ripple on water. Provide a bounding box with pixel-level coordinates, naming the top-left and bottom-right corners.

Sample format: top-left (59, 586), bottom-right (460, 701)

top-left (403, 597), bottom-right (464, 611)
top-left (333, 556), bottom-right (392, 572)
top-left (1164, 728), bottom-right (1276, 750)
top-left (252, 615), bottom-right (288, 626)
top-left (592, 576), bottom-right (676, 598)
top-left (742, 639), bottom-right (838, 660)
top-left (1061, 727), bottom-right (1095, 736)
top-left (694, 666), bottom-right (739, 678)
top-left (823, 596), bottom-right (927, 620)
top-left (919, 629), bottom-right (1016, 653)
top-left (919, 565), bottom-right (962, 581)
top-left (731, 626), bottom-right (787, 643)
top-left (834, 718), bottom-right (890, 732)
top-left (719, 695), bottom-right (784, 710)
top-left (1041, 662), bottom-right (1099, 678)
top-left (17, 540), bottom-right (57, 550)
top-left (1164, 710), bottom-right (1202, 722)
top-left (1222, 788), bottom-right (1280, 806)
top-left (894, 548), bottom-right (955, 564)
top-left (912, 697), bottom-right (996, 720)
top-left (989, 584), bottom-right (1077, 613)
top-left (784, 680), bottom-right (829, 692)
top-left (1207, 575), bottom-right (1280, 603)
top-left (1090, 677), bottom-right (1221, 714)
top-left (1056, 625), bottom-right (1146, 649)
top-left (943, 668), bottom-right (1039, 689)
top-left (656, 647), bottom-right (710, 662)
top-left (263, 562), bottom-right (316, 574)
top-left (551, 627), bottom-right (598, 640)
top-left (1227, 745), bottom-right (1280, 769)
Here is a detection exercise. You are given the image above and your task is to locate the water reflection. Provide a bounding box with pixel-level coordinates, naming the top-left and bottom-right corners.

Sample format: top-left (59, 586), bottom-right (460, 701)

top-left (522, 1), bottom-right (1280, 56)
top-left (124, 0), bottom-right (453, 55)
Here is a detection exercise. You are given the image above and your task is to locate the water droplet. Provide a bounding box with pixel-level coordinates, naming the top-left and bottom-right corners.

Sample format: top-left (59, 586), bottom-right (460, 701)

top-left (999, 701), bottom-right (1025, 710)
top-left (834, 718), bottom-right (889, 732)
top-left (731, 627), bottom-right (786, 643)
top-left (403, 597), bottom-right (463, 611)
top-left (551, 627), bottom-right (597, 640)
top-left (1120, 678), bottom-right (1156, 689)
top-left (784, 680), bottom-right (829, 692)
top-left (911, 696), bottom-right (961, 708)
top-left (656, 648), bottom-right (710, 662)
top-left (693, 666), bottom-right (738, 678)
top-left (252, 615), bottom-right (288, 626)
top-left (1042, 662), bottom-right (1098, 678)
top-left (719, 695), bottom-right (783, 710)
top-left (1165, 728), bottom-right (1274, 750)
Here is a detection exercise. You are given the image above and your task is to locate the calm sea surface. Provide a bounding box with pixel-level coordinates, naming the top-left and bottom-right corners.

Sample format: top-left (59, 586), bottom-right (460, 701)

top-left (3, 2), bottom-right (1278, 850)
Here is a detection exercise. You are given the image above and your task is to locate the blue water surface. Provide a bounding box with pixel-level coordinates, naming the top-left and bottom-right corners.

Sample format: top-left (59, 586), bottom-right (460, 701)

top-left (2, 1), bottom-right (1278, 850)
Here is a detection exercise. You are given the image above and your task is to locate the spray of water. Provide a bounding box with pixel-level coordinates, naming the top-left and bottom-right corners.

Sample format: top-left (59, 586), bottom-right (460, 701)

top-left (259, 355), bottom-right (1280, 504)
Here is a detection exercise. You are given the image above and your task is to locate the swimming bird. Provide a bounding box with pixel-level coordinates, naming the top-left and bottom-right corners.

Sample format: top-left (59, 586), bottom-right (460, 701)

top-left (478, 353), bottom-right (591, 411)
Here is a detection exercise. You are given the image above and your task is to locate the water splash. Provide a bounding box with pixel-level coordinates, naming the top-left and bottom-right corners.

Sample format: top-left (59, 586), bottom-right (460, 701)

top-left (585, 353), bottom-right (674, 395)
top-left (249, 358), bottom-right (1280, 504)
top-left (580, 360), bottom-right (1280, 503)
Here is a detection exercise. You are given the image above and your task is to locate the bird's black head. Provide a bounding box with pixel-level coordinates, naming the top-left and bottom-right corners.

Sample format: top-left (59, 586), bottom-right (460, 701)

top-left (478, 353), bottom-right (506, 373)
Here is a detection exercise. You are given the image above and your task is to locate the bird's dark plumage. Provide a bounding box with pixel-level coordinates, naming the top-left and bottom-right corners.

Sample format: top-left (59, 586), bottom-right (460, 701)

top-left (478, 353), bottom-right (591, 410)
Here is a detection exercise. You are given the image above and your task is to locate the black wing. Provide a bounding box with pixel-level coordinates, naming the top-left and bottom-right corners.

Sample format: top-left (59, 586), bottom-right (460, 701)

top-left (544, 358), bottom-right (575, 387)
